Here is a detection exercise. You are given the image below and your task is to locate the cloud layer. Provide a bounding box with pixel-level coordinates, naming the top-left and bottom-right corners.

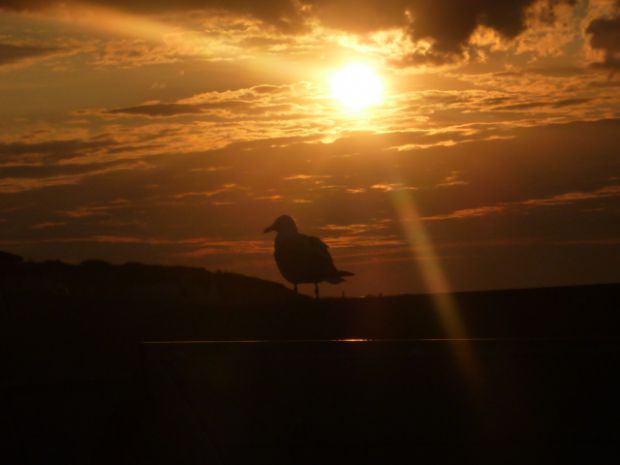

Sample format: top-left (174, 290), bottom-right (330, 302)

top-left (1, 0), bottom-right (581, 64)
top-left (0, 42), bottom-right (62, 68)
top-left (587, 15), bottom-right (620, 69)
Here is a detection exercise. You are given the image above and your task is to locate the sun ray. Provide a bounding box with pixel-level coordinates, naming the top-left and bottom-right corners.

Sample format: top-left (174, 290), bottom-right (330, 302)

top-left (390, 188), bottom-right (482, 389)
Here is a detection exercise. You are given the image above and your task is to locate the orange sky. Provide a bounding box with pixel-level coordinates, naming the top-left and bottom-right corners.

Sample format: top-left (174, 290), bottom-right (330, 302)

top-left (1, 0), bottom-right (619, 296)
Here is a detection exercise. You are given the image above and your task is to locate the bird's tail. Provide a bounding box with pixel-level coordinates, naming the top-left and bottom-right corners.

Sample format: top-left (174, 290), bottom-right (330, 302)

top-left (326, 269), bottom-right (354, 284)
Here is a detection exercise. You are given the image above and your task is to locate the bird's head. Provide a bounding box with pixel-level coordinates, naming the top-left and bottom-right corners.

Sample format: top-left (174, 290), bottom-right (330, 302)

top-left (264, 215), bottom-right (298, 235)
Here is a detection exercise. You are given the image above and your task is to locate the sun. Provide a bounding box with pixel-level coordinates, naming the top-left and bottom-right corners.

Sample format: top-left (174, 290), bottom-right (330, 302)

top-left (329, 63), bottom-right (384, 112)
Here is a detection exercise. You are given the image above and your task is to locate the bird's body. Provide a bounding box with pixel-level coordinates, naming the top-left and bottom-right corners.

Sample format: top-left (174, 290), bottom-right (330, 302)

top-left (275, 233), bottom-right (346, 285)
top-left (264, 215), bottom-right (353, 297)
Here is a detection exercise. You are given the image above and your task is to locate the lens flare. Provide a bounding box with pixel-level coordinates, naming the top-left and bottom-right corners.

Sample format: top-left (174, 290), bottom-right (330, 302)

top-left (391, 189), bottom-right (481, 388)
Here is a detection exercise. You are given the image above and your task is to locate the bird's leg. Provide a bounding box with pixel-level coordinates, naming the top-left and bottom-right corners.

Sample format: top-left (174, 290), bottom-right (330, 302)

top-left (314, 283), bottom-right (319, 299)
top-left (294, 283), bottom-right (298, 294)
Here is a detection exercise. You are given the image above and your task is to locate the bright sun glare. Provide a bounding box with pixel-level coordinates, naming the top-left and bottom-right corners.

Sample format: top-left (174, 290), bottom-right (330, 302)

top-left (330, 63), bottom-right (384, 112)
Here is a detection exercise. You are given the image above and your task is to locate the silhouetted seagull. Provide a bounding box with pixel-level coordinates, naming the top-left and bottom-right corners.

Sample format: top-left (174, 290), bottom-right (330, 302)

top-left (264, 215), bottom-right (354, 298)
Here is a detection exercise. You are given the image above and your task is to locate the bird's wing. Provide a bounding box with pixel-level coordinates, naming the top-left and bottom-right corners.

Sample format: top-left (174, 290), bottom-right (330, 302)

top-left (299, 234), bottom-right (336, 269)
top-left (303, 234), bottom-right (331, 255)
top-left (275, 233), bottom-right (338, 283)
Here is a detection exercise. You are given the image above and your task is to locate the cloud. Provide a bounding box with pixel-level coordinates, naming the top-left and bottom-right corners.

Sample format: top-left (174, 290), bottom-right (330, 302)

top-left (508, 0), bottom-right (579, 57)
top-left (1, 0), bottom-right (579, 65)
top-left (0, 233), bottom-right (272, 254)
top-left (106, 83), bottom-right (313, 119)
top-left (253, 194), bottom-right (283, 201)
top-left (370, 183), bottom-right (417, 192)
top-left (437, 170), bottom-right (468, 187)
top-left (0, 138), bottom-right (115, 163)
top-left (407, 0), bottom-right (537, 53)
top-left (108, 103), bottom-right (205, 117)
top-left (0, 161), bottom-right (149, 193)
top-left (520, 184), bottom-right (620, 206)
top-left (62, 200), bottom-right (128, 219)
top-left (309, 0), bottom-right (576, 63)
top-left (492, 97), bottom-right (592, 111)
top-left (90, 39), bottom-right (189, 68)
top-left (31, 221), bottom-right (66, 229)
top-left (586, 14), bottom-right (620, 69)
top-left (171, 184), bottom-right (244, 204)
top-left (309, 0), bottom-right (538, 43)
top-left (422, 206), bottom-right (507, 221)
top-left (320, 222), bottom-right (389, 235)
top-left (0, 42), bottom-right (61, 67)
top-left (422, 184), bottom-right (620, 221)
top-left (0, 0), bottom-right (305, 31)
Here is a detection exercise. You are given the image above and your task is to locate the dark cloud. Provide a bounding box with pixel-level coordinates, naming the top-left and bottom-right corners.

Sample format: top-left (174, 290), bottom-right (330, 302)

top-left (493, 97), bottom-right (591, 111)
top-left (309, 0), bottom-right (574, 63)
top-left (106, 86), bottom-right (297, 118)
top-left (303, 0), bottom-right (409, 33)
top-left (1, 0), bottom-right (575, 63)
top-left (0, 0), bottom-right (45, 9)
top-left (107, 101), bottom-right (265, 118)
top-left (108, 103), bottom-right (204, 117)
top-left (408, 0), bottom-right (535, 52)
top-left (113, 0), bottom-right (304, 31)
top-left (0, 42), bottom-right (60, 66)
top-left (587, 14), bottom-right (620, 70)
top-left (551, 97), bottom-right (592, 108)
top-left (0, 158), bottom-right (140, 179)
top-left (0, 0), bottom-right (305, 31)
top-left (306, 0), bottom-right (541, 44)
top-left (0, 139), bottom-right (114, 163)
top-left (494, 101), bottom-right (548, 111)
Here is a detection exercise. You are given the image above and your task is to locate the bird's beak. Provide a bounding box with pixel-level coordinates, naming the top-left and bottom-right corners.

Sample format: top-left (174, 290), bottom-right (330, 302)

top-left (263, 225), bottom-right (274, 233)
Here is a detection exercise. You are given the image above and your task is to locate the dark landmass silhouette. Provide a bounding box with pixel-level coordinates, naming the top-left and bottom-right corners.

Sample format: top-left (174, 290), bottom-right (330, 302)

top-left (1, 253), bottom-right (300, 306)
top-left (2, 251), bottom-right (620, 464)
top-left (2, 251), bottom-right (618, 341)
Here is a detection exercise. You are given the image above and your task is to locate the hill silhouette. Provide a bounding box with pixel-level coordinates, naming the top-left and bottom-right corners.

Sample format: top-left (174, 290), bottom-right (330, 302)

top-left (2, 250), bottom-right (618, 344)
top-left (0, 252), bottom-right (300, 306)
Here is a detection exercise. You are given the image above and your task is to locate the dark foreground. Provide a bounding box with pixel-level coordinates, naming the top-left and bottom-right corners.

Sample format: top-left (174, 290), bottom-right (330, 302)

top-left (2, 284), bottom-right (620, 464)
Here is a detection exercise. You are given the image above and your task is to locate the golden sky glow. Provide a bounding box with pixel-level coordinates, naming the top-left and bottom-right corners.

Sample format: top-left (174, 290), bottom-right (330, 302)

top-left (1, 0), bottom-right (619, 296)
